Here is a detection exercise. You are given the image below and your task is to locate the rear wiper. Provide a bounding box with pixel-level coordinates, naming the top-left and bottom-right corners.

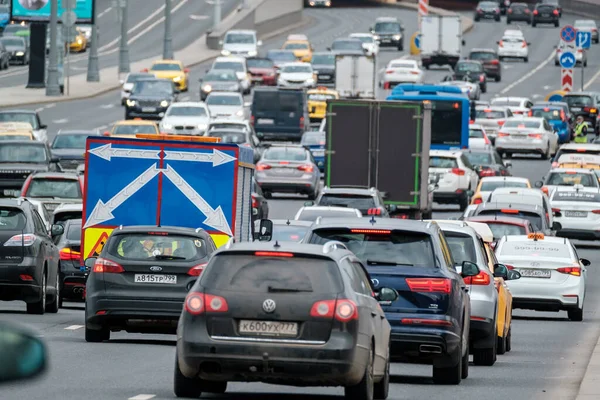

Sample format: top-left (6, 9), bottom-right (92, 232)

top-left (153, 254), bottom-right (186, 260)
top-left (367, 260), bottom-right (414, 266)
top-left (267, 286), bottom-right (312, 293)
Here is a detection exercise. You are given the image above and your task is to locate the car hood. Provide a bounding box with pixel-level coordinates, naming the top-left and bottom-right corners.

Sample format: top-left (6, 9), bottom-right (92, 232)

top-left (5, 45), bottom-right (25, 52)
top-left (201, 80), bottom-right (240, 90)
top-left (151, 71), bottom-right (184, 79)
top-left (222, 43), bottom-right (257, 52)
top-left (129, 94), bottom-right (174, 101)
top-left (161, 115), bottom-right (210, 125)
top-left (280, 72), bottom-right (313, 80)
top-left (0, 163), bottom-right (49, 172)
top-left (248, 67), bottom-right (275, 75)
top-left (50, 149), bottom-right (85, 159)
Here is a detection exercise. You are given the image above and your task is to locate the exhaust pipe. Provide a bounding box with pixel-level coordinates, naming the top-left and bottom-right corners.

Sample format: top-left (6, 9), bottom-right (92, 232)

top-left (419, 345), bottom-right (442, 354)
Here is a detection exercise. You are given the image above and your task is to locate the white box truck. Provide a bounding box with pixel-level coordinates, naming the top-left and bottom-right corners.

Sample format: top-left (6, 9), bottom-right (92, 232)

top-left (420, 15), bottom-right (464, 70)
top-left (334, 54), bottom-right (376, 99)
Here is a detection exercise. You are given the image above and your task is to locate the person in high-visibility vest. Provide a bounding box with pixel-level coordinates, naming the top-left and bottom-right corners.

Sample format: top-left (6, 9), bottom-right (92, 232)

top-left (573, 116), bottom-right (588, 143)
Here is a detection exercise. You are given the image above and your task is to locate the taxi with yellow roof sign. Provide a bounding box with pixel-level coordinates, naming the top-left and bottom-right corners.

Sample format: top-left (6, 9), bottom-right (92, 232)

top-left (495, 232), bottom-right (588, 321)
top-left (143, 59), bottom-right (190, 92)
top-left (282, 35), bottom-right (314, 62)
top-left (307, 87), bottom-right (339, 121)
top-left (108, 120), bottom-right (160, 138)
top-left (0, 122), bottom-right (35, 141)
top-left (555, 153), bottom-right (600, 170)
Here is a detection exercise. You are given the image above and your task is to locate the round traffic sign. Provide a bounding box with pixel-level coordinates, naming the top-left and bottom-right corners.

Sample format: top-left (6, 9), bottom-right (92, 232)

top-left (61, 10), bottom-right (77, 27)
top-left (559, 51), bottom-right (576, 68)
top-left (561, 25), bottom-right (576, 42)
top-left (546, 90), bottom-right (566, 102)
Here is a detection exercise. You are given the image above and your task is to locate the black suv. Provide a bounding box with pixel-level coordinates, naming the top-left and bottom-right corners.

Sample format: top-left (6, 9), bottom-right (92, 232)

top-left (562, 92), bottom-right (600, 132)
top-left (532, 3), bottom-right (560, 27)
top-left (124, 78), bottom-right (178, 120)
top-left (474, 1), bottom-right (501, 22)
top-left (506, 2), bottom-right (532, 23)
top-left (0, 198), bottom-right (62, 314)
top-left (453, 60), bottom-right (487, 93)
top-left (306, 186), bottom-right (390, 217)
top-left (468, 48), bottom-right (502, 82)
top-left (370, 17), bottom-right (404, 50)
top-left (311, 52), bottom-right (335, 84)
top-left (250, 87), bottom-right (310, 141)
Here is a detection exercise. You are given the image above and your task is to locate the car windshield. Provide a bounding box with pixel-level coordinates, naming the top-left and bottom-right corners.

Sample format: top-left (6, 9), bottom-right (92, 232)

top-left (282, 65), bottom-right (311, 73)
top-left (476, 110), bottom-right (505, 119)
top-left (309, 229), bottom-right (437, 267)
top-left (284, 42), bottom-right (309, 50)
top-left (311, 53), bottom-right (335, 65)
top-left (296, 209), bottom-right (359, 222)
top-left (166, 106), bottom-right (207, 117)
top-left (272, 224), bottom-right (309, 242)
top-left (0, 208), bottom-right (26, 230)
top-left (531, 108), bottom-right (562, 120)
top-left (469, 128), bottom-right (484, 138)
top-left (107, 233), bottom-right (207, 260)
top-left (465, 152), bottom-right (493, 165)
top-left (301, 133), bottom-right (325, 145)
top-left (54, 211), bottom-right (82, 224)
top-left (126, 73), bottom-right (152, 83)
top-left (112, 124), bottom-right (157, 135)
top-left (213, 62), bottom-right (244, 72)
top-left (498, 241), bottom-right (571, 257)
top-left (263, 147), bottom-right (307, 161)
top-left (564, 95), bottom-right (593, 107)
top-left (456, 63), bottom-right (482, 72)
top-left (0, 113), bottom-right (38, 129)
top-left (318, 194), bottom-right (375, 211)
top-left (430, 156), bottom-right (458, 168)
top-left (352, 35), bottom-right (373, 43)
top-left (478, 210), bottom-right (543, 230)
top-left (0, 38), bottom-right (24, 47)
top-left (486, 223), bottom-right (526, 239)
top-left (267, 51), bottom-right (297, 61)
top-left (547, 172), bottom-right (597, 187)
top-left (150, 63), bottom-right (182, 71)
top-left (27, 179), bottom-right (80, 199)
top-left (132, 81), bottom-right (173, 95)
top-left (204, 70), bottom-right (236, 81)
top-left (469, 52), bottom-right (495, 60)
top-left (201, 254), bottom-right (343, 293)
top-left (332, 40), bottom-right (362, 50)
top-left (225, 33), bottom-right (255, 44)
top-left (480, 180), bottom-right (528, 191)
top-left (66, 222), bottom-right (82, 240)
top-left (52, 133), bottom-right (89, 149)
top-left (444, 232), bottom-right (477, 265)
top-left (246, 58), bottom-right (273, 68)
top-left (208, 131), bottom-right (247, 144)
top-left (374, 22), bottom-right (400, 33)
top-left (503, 120), bottom-right (541, 128)
top-left (0, 144), bottom-right (46, 163)
top-left (491, 99), bottom-right (522, 107)
top-left (207, 95), bottom-right (242, 106)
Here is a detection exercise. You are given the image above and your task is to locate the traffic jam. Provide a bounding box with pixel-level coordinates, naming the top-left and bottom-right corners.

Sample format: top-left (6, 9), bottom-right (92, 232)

top-left (0, 0), bottom-right (600, 398)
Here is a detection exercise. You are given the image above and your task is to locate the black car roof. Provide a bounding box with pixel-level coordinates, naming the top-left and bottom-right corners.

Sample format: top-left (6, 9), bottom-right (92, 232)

top-left (110, 225), bottom-right (209, 237)
top-left (213, 241), bottom-right (355, 262)
top-left (308, 216), bottom-right (439, 235)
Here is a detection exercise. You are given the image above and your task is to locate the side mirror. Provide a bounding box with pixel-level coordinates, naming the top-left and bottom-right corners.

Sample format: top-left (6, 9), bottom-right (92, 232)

top-left (385, 204), bottom-right (397, 212)
top-left (507, 270), bottom-right (521, 280)
top-left (462, 39), bottom-right (466, 46)
top-left (252, 207), bottom-right (258, 216)
top-left (534, 180), bottom-right (543, 188)
top-left (39, 124), bottom-right (47, 129)
top-left (466, 190), bottom-right (474, 197)
top-left (256, 219), bottom-right (273, 241)
top-left (493, 263), bottom-right (509, 279)
top-left (376, 287), bottom-right (399, 303)
top-left (580, 258), bottom-right (591, 267)
top-left (0, 322), bottom-right (47, 384)
top-left (257, 40), bottom-right (263, 46)
top-left (50, 224), bottom-right (64, 237)
top-left (504, 161), bottom-right (512, 168)
top-left (304, 201), bottom-right (314, 206)
top-left (461, 261), bottom-right (480, 277)
top-left (119, 79), bottom-right (124, 85)
top-left (50, 156), bottom-right (60, 164)
top-left (84, 257), bottom-right (97, 269)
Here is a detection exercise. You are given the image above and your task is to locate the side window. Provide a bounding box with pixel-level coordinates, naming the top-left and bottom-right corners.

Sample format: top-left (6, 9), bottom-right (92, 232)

top-left (340, 259), bottom-right (363, 294)
top-left (461, 155), bottom-right (473, 170)
top-left (31, 210), bottom-right (47, 235)
top-left (494, 151), bottom-right (503, 164)
top-left (351, 261), bottom-right (374, 296)
top-left (507, 109), bottom-right (513, 117)
top-left (438, 232), bottom-right (455, 270)
top-left (479, 238), bottom-right (490, 268)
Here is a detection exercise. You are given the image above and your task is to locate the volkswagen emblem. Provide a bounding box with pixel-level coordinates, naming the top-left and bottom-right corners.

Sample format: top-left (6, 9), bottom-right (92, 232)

top-left (371, 278), bottom-right (379, 287)
top-left (149, 266), bottom-right (163, 272)
top-left (262, 299), bottom-right (276, 313)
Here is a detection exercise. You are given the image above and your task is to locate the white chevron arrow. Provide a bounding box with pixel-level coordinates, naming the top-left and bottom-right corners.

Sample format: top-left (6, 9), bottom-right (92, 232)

top-left (162, 164), bottom-right (233, 236)
top-left (88, 143), bottom-right (161, 161)
top-left (83, 163), bottom-right (161, 229)
top-left (163, 148), bottom-right (236, 167)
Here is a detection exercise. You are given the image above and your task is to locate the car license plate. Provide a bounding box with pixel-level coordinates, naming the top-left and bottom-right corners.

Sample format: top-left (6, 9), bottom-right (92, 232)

top-left (238, 320), bottom-right (298, 336)
top-left (252, 76), bottom-right (263, 81)
top-left (542, 13), bottom-right (550, 16)
top-left (565, 211), bottom-right (588, 217)
top-left (257, 118), bottom-right (274, 124)
top-left (571, 107), bottom-right (581, 112)
top-left (381, 39), bottom-right (390, 43)
top-left (313, 150), bottom-right (325, 157)
top-left (2, 189), bottom-right (20, 196)
top-left (134, 274), bottom-right (177, 284)
top-left (512, 134), bottom-right (527, 139)
top-left (320, 75), bottom-right (331, 79)
top-left (142, 107), bottom-right (156, 112)
top-left (517, 269), bottom-right (551, 278)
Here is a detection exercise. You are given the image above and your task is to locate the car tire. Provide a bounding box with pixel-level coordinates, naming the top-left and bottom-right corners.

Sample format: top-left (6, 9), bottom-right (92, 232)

top-left (263, 191), bottom-right (272, 199)
top-left (554, 21), bottom-right (559, 27)
top-left (497, 334), bottom-right (507, 355)
top-left (543, 146), bottom-right (551, 159)
top-left (495, 75), bottom-right (501, 82)
top-left (200, 380), bottom-right (227, 393)
top-left (506, 326), bottom-right (512, 352)
top-left (481, 85), bottom-right (487, 93)
top-left (432, 352), bottom-right (462, 384)
top-left (524, 57), bottom-right (529, 62)
top-left (373, 346), bottom-right (390, 400)
top-left (45, 272), bottom-right (60, 314)
top-left (555, 60), bottom-right (560, 66)
top-left (495, 17), bottom-right (500, 22)
top-left (532, 22), bottom-right (536, 27)
top-left (474, 17), bottom-right (480, 22)
top-left (85, 323), bottom-right (110, 342)
top-left (459, 193), bottom-right (469, 212)
top-left (507, 19), bottom-right (511, 24)
top-left (307, 189), bottom-right (318, 200)
top-left (584, 60), bottom-right (588, 67)
top-left (461, 338), bottom-right (469, 379)
top-left (344, 345), bottom-right (374, 400)
top-left (398, 41), bottom-right (404, 51)
top-left (473, 331), bottom-right (497, 366)
top-left (26, 272), bottom-right (46, 315)
top-left (568, 307), bottom-right (584, 321)
top-left (174, 352), bottom-right (203, 398)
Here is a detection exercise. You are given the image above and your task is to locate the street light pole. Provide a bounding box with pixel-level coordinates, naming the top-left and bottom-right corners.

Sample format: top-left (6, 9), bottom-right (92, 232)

top-left (213, 0), bottom-right (221, 30)
top-left (86, 1), bottom-right (99, 82)
top-left (118, 0), bottom-right (130, 74)
top-left (46, 0), bottom-right (61, 96)
top-left (163, 0), bottom-right (173, 59)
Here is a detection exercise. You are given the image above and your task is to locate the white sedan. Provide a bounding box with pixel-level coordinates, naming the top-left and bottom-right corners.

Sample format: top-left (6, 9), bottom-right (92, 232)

top-left (497, 36), bottom-right (529, 62)
top-left (490, 96), bottom-right (533, 115)
top-left (495, 233), bottom-right (588, 321)
top-left (205, 92), bottom-right (246, 120)
top-left (382, 59), bottom-right (423, 89)
top-left (349, 33), bottom-right (379, 56)
top-left (440, 80), bottom-right (480, 100)
top-left (277, 62), bottom-right (316, 88)
top-left (550, 186), bottom-right (600, 240)
top-left (159, 102), bottom-right (211, 135)
top-left (495, 117), bottom-right (559, 159)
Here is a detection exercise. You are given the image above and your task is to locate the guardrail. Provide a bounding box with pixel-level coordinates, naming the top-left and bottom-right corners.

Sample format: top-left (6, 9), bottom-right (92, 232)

top-left (560, 0), bottom-right (600, 19)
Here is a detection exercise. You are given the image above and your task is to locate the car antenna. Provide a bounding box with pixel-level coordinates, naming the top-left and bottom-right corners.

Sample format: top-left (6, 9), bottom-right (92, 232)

top-left (286, 219), bottom-right (291, 225)
top-left (273, 240), bottom-right (280, 248)
top-left (370, 215), bottom-right (377, 225)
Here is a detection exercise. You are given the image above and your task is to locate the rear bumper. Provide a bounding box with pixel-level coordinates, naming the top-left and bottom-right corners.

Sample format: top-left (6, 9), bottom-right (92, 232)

top-left (421, 54), bottom-right (460, 67)
top-left (388, 326), bottom-right (461, 366)
top-left (433, 191), bottom-right (465, 204)
top-left (512, 297), bottom-right (580, 312)
top-left (256, 180), bottom-right (317, 194)
top-left (533, 16), bottom-right (559, 23)
top-left (0, 259), bottom-right (43, 302)
top-left (508, 276), bottom-right (583, 311)
top-left (556, 227), bottom-right (600, 240)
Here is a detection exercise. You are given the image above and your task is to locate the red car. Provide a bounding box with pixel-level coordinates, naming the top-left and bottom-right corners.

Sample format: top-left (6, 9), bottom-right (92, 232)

top-left (246, 57), bottom-right (277, 86)
top-left (465, 215), bottom-right (534, 248)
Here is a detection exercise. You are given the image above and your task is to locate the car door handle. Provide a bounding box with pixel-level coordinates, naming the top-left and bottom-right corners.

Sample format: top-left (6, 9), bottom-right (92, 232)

top-left (371, 311), bottom-right (377, 317)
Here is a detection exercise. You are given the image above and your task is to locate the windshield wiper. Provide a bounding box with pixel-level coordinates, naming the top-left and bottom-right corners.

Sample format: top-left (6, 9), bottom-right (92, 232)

top-left (153, 254), bottom-right (186, 260)
top-left (267, 286), bottom-right (312, 293)
top-left (367, 260), bottom-right (414, 266)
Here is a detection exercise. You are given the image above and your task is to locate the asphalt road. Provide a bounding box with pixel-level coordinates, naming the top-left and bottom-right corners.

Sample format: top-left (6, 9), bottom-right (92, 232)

top-left (2, 5), bottom-right (600, 400)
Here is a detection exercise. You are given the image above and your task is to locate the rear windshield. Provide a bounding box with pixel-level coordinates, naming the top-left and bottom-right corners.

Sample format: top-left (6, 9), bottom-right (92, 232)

top-left (456, 62), bottom-right (482, 72)
top-left (547, 172), bottom-right (597, 187)
top-left (503, 120), bottom-right (541, 128)
top-left (52, 134), bottom-right (89, 149)
top-left (465, 152), bottom-right (493, 166)
top-left (0, 208), bottom-right (26, 230)
top-left (308, 229), bottom-right (437, 267)
top-left (476, 110), bottom-right (504, 119)
top-left (208, 131), bottom-right (247, 144)
top-left (253, 91), bottom-right (302, 113)
top-left (491, 100), bottom-right (521, 107)
top-left (564, 95), bottom-right (593, 107)
top-left (301, 133), bottom-right (325, 145)
top-left (113, 124), bottom-right (157, 135)
top-left (296, 209), bottom-right (359, 222)
top-left (537, 4), bottom-right (556, 10)
top-left (430, 156), bottom-right (458, 169)
top-left (443, 232), bottom-right (477, 265)
top-left (272, 225), bottom-right (308, 242)
top-left (551, 191), bottom-right (600, 202)
top-left (106, 233), bottom-right (207, 260)
top-left (498, 241), bottom-right (570, 257)
top-left (485, 222), bottom-right (526, 238)
top-left (469, 52), bottom-right (495, 61)
top-left (54, 211), bottom-right (82, 224)
top-left (66, 222), bottom-right (82, 240)
top-left (469, 128), bottom-right (484, 138)
top-left (27, 179), bottom-right (81, 199)
top-left (480, 180), bottom-right (528, 191)
top-left (201, 254), bottom-right (343, 293)
top-left (263, 147), bottom-right (307, 161)
top-left (317, 194), bottom-right (375, 210)
top-left (477, 210), bottom-right (543, 230)
top-left (531, 108), bottom-right (562, 120)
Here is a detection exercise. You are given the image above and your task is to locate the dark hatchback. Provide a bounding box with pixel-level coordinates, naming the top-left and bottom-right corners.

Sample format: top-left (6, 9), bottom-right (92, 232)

top-left (305, 218), bottom-right (478, 384)
top-left (0, 141), bottom-right (60, 198)
top-left (175, 241), bottom-right (395, 398)
top-left (250, 87), bottom-right (309, 141)
top-left (562, 92), bottom-right (600, 132)
top-left (0, 36), bottom-right (28, 64)
top-left (474, 1), bottom-right (501, 22)
top-left (53, 218), bottom-right (85, 306)
top-left (50, 130), bottom-right (94, 172)
top-left (454, 60), bottom-right (487, 93)
top-left (124, 78), bottom-right (178, 120)
top-left (468, 48), bottom-right (501, 82)
top-left (532, 3), bottom-right (560, 27)
top-left (310, 186), bottom-right (390, 217)
top-left (84, 226), bottom-right (217, 342)
top-left (371, 17), bottom-right (404, 50)
top-left (266, 49), bottom-right (297, 69)
top-left (506, 2), bottom-right (532, 23)
top-left (311, 52), bottom-right (336, 85)
top-left (464, 147), bottom-right (511, 178)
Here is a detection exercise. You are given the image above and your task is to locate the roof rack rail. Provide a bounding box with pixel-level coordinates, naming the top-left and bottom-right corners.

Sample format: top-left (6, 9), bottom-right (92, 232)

top-left (322, 241), bottom-right (348, 253)
top-left (327, 185), bottom-right (372, 189)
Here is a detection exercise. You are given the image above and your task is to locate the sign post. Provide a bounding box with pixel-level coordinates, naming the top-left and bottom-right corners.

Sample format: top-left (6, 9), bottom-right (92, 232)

top-left (575, 30), bottom-right (591, 91)
top-left (61, 8), bottom-right (77, 96)
top-left (561, 69), bottom-right (573, 92)
top-left (559, 25), bottom-right (576, 93)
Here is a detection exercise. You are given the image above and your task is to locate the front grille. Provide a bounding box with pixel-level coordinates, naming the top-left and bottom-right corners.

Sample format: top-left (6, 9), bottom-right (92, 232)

top-left (288, 80), bottom-right (305, 84)
top-left (0, 172), bottom-right (30, 180)
top-left (59, 159), bottom-right (81, 169)
top-left (175, 126), bottom-right (196, 130)
top-left (137, 100), bottom-right (159, 107)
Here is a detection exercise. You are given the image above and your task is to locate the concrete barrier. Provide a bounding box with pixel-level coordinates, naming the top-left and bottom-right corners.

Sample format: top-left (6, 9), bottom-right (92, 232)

top-left (560, 0), bottom-right (600, 19)
top-left (206, 0), bottom-right (304, 50)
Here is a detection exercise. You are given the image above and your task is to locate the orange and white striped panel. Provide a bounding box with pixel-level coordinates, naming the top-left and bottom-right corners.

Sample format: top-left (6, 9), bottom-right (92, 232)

top-left (419, 0), bottom-right (429, 16)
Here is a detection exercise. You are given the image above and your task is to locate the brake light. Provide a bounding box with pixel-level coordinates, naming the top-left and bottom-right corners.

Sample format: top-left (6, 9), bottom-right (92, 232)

top-left (528, 110), bottom-right (533, 116)
top-left (473, 197), bottom-right (483, 204)
top-left (254, 251), bottom-right (294, 257)
top-left (256, 163), bottom-right (271, 171)
top-left (480, 75), bottom-right (485, 82)
top-left (491, 60), bottom-right (499, 65)
top-left (553, 9), bottom-right (558, 15)
top-left (184, 292), bottom-right (229, 315)
top-left (497, 120), bottom-right (505, 126)
top-left (565, 171), bottom-right (577, 174)
top-left (451, 168), bottom-right (465, 176)
top-left (528, 133), bottom-right (542, 139)
top-left (552, 207), bottom-right (561, 213)
top-left (350, 229), bottom-right (391, 234)
top-left (401, 318), bottom-right (452, 326)
top-left (4, 234), bottom-right (36, 247)
top-left (92, 258), bottom-right (124, 273)
top-left (250, 115), bottom-right (255, 126)
top-left (522, 41), bottom-right (527, 48)
top-left (279, 161), bottom-right (289, 165)
top-left (584, 107), bottom-right (598, 113)
top-left (497, 132), bottom-right (509, 137)
top-left (386, 70), bottom-right (394, 74)
top-left (367, 208), bottom-right (382, 215)
top-left (311, 299), bottom-right (358, 322)
top-left (507, 9), bottom-right (512, 13)
top-left (533, 9), bottom-right (538, 14)
top-left (591, 209), bottom-right (600, 214)
top-left (463, 271), bottom-right (491, 285)
top-left (501, 209), bottom-right (519, 214)
top-left (477, 9), bottom-right (483, 13)
top-left (479, 169), bottom-right (496, 177)
top-left (297, 164), bottom-right (314, 172)
top-left (498, 40), bottom-right (504, 47)
top-left (59, 248), bottom-right (81, 261)
top-left (541, 186), bottom-right (549, 195)
top-left (187, 263), bottom-right (208, 276)
top-left (406, 278), bottom-right (451, 293)
top-left (252, 195), bottom-right (258, 208)
top-left (410, 71), bottom-right (420, 75)
top-left (505, 264), bottom-right (514, 270)
top-left (300, 116), bottom-right (304, 130)
top-left (561, 110), bottom-right (566, 121)
top-left (556, 267), bottom-right (581, 276)
top-left (525, 8), bottom-right (530, 13)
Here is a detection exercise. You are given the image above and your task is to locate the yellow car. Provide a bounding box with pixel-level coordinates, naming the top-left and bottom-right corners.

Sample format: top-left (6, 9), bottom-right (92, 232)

top-left (282, 35), bottom-right (313, 62)
top-left (68, 28), bottom-right (88, 53)
top-left (0, 122), bottom-right (34, 140)
top-left (471, 176), bottom-right (531, 205)
top-left (307, 87), bottom-right (338, 121)
top-left (109, 120), bottom-right (160, 138)
top-left (143, 60), bottom-right (189, 92)
top-left (555, 153), bottom-right (600, 170)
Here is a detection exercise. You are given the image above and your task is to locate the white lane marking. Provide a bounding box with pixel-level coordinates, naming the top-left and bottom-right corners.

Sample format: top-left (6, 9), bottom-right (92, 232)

top-left (35, 107), bottom-right (45, 113)
top-left (53, 118), bottom-right (69, 124)
top-left (532, 94), bottom-right (541, 98)
top-left (46, 103), bottom-right (56, 109)
top-left (543, 85), bottom-right (552, 90)
top-left (128, 395), bottom-right (156, 400)
top-left (64, 325), bottom-right (83, 330)
top-left (94, 125), bottom-right (108, 131)
top-left (190, 14), bottom-right (209, 20)
top-left (98, 6), bottom-right (113, 18)
top-left (584, 68), bottom-right (600, 90)
top-left (499, 52), bottom-right (555, 95)
top-left (101, 104), bottom-right (115, 109)
top-left (125, 0), bottom-right (189, 46)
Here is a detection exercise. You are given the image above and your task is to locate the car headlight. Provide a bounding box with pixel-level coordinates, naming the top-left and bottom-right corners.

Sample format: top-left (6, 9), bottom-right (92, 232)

top-left (221, 50), bottom-right (231, 56)
top-left (197, 124), bottom-right (207, 131)
top-left (236, 110), bottom-right (244, 117)
top-left (162, 123), bottom-right (173, 129)
top-left (373, 35), bottom-right (380, 40)
top-left (77, 39), bottom-right (82, 44)
top-left (173, 76), bottom-right (181, 82)
top-left (203, 84), bottom-right (212, 92)
top-left (306, 78), bottom-right (315, 84)
top-left (15, 51), bottom-right (24, 56)
top-left (160, 100), bottom-right (169, 107)
top-left (248, 50), bottom-right (257, 57)
top-left (126, 99), bottom-right (136, 107)
top-left (393, 35), bottom-right (401, 40)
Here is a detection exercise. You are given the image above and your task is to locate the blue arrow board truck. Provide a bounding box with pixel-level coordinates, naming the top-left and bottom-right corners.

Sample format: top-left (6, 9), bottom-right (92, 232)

top-left (80, 135), bottom-right (254, 263)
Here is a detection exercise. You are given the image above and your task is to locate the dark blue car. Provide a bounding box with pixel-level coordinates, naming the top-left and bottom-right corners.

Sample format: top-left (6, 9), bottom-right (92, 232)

top-left (304, 217), bottom-right (477, 385)
top-left (301, 131), bottom-right (326, 173)
top-left (530, 105), bottom-right (571, 143)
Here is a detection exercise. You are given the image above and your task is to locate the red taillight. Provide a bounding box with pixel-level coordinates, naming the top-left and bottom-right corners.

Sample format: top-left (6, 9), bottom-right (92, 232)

top-left (311, 299), bottom-right (358, 322)
top-left (522, 41), bottom-right (527, 48)
top-left (490, 60), bottom-right (499, 65)
top-left (505, 264), bottom-right (514, 270)
top-left (350, 229), bottom-right (390, 234)
top-left (20, 274), bottom-right (33, 281)
top-left (473, 197), bottom-right (483, 204)
top-left (528, 133), bottom-right (542, 139)
top-left (524, 8), bottom-right (530, 13)
top-left (367, 208), bottom-right (382, 215)
top-left (252, 195), bottom-right (258, 208)
top-left (386, 70), bottom-right (394, 74)
top-left (92, 258), bottom-right (124, 273)
top-left (406, 278), bottom-right (451, 293)
top-left (533, 9), bottom-right (538, 14)
top-left (480, 75), bottom-right (485, 82)
top-left (250, 115), bottom-right (255, 126)
top-left (451, 168), bottom-right (465, 176)
top-left (497, 132), bottom-right (509, 137)
top-left (501, 208), bottom-right (519, 214)
top-left (184, 292), bottom-right (229, 315)
top-left (497, 120), bottom-right (505, 126)
top-left (507, 9), bottom-right (512, 13)
top-left (499, 40), bottom-right (504, 47)
top-left (187, 263), bottom-right (208, 276)
top-left (401, 318), bottom-right (452, 326)
top-left (557, 267), bottom-right (581, 276)
top-left (479, 169), bottom-right (496, 177)
top-left (552, 9), bottom-right (558, 15)
top-left (477, 9), bottom-right (483, 13)
top-left (591, 210), bottom-right (600, 214)
top-left (584, 107), bottom-right (598, 113)
top-left (254, 251), bottom-right (294, 257)
top-left (297, 164), bottom-right (314, 172)
top-left (300, 116), bottom-right (305, 130)
top-left (20, 175), bottom-right (32, 197)
top-left (256, 163), bottom-right (271, 171)
top-left (541, 186), bottom-right (549, 195)
top-left (552, 207), bottom-right (561, 213)
top-left (59, 248), bottom-right (81, 261)
top-left (463, 271), bottom-right (491, 285)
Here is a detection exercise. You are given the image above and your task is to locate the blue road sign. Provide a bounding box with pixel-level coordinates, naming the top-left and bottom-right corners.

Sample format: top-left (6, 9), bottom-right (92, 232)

top-left (559, 51), bottom-right (576, 68)
top-left (415, 34), bottom-right (420, 49)
top-left (561, 25), bottom-right (576, 43)
top-left (576, 30), bottom-right (592, 49)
